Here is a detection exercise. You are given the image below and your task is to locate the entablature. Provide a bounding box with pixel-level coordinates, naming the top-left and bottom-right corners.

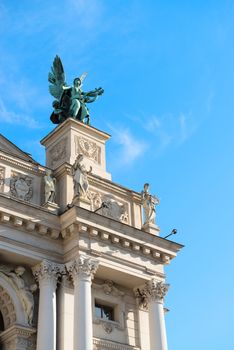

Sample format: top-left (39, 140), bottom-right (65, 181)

top-left (60, 206), bottom-right (183, 267)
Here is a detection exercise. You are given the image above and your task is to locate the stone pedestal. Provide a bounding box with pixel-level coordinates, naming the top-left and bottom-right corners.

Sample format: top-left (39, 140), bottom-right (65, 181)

top-left (72, 195), bottom-right (91, 210)
top-left (142, 222), bottom-right (160, 236)
top-left (41, 118), bottom-right (111, 178)
top-left (42, 201), bottom-right (59, 214)
top-left (0, 325), bottom-right (36, 350)
top-left (40, 118), bottom-right (111, 211)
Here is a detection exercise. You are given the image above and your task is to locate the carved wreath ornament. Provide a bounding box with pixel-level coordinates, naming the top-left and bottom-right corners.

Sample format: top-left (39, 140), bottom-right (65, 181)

top-left (10, 173), bottom-right (33, 201)
top-left (76, 136), bottom-right (100, 164)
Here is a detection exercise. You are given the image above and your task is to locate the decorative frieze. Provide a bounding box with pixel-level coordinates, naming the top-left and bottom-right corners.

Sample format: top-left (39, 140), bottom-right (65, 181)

top-left (49, 137), bottom-right (67, 167)
top-left (10, 171), bottom-right (33, 202)
top-left (90, 191), bottom-right (129, 223)
top-left (75, 135), bottom-right (101, 164)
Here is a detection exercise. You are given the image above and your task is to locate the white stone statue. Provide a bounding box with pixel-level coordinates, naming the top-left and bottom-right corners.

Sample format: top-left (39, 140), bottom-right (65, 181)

top-left (141, 183), bottom-right (159, 225)
top-left (0, 265), bottom-right (37, 325)
top-left (44, 169), bottom-right (56, 203)
top-left (72, 154), bottom-right (92, 198)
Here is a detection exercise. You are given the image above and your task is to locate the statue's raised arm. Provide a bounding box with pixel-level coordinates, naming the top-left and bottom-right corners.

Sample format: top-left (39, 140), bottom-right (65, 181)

top-left (48, 55), bottom-right (104, 125)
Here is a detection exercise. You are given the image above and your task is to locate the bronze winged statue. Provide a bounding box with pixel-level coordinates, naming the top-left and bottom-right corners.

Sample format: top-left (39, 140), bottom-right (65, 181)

top-left (48, 55), bottom-right (104, 125)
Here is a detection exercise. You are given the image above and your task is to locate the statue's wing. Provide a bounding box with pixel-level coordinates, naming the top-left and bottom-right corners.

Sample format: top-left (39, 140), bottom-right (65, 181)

top-left (48, 55), bottom-right (66, 100)
top-left (79, 71), bottom-right (88, 84)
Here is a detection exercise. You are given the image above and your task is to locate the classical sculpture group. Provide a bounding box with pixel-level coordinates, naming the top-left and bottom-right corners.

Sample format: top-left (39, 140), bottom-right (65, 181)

top-left (48, 55), bottom-right (104, 125)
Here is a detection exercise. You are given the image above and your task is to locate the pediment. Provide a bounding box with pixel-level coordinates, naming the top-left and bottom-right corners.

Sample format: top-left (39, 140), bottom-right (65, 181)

top-left (0, 134), bottom-right (37, 163)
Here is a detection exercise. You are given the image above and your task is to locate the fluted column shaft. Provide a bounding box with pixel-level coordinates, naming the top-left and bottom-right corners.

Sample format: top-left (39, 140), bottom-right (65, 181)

top-left (32, 260), bottom-right (65, 350)
top-left (67, 255), bottom-right (99, 350)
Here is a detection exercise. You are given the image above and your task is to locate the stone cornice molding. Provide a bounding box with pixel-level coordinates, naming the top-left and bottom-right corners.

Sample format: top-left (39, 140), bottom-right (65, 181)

top-left (32, 260), bottom-right (65, 285)
top-left (0, 324), bottom-right (36, 350)
top-left (62, 218), bottom-right (176, 266)
top-left (66, 255), bottom-right (99, 282)
top-left (0, 152), bottom-right (45, 176)
top-left (0, 206), bottom-right (60, 240)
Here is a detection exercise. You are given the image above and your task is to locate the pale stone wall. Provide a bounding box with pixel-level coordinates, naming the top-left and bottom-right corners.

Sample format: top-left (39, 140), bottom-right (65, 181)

top-left (0, 120), bottom-right (183, 350)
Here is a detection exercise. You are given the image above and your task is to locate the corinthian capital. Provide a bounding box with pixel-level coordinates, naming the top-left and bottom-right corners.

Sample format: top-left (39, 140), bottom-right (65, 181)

top-left (145, 279), bottom-right (169, 303)
top-left (32, 260), bottom-right (65, 285)
top-left (134, 279), bottom-right (169, 309)
top-left (66, 255), bottom-right (99, 282)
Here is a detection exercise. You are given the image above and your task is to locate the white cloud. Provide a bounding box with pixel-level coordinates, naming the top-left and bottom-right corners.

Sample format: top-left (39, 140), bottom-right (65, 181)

top-left (0, 99), bottom-right (40, 129)
top-left (134, 111), bottom-right (197, 152)
top-left (109, 125), bottom-right (148, 165)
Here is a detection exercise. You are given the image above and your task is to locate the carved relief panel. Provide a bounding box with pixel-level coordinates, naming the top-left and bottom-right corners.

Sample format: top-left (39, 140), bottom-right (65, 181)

top-left (49, 137), bottom-right (67, 167)
top-left (90, 192), bottom-right (129, 224)
top-left (75, 136), bottom-right (101, 164)
top-left (10, 171), bottom-right (33, 202)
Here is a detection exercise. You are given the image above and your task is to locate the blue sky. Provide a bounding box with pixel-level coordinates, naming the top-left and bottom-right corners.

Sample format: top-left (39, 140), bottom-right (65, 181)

top-left (0, 1), bottom-right (234, 349)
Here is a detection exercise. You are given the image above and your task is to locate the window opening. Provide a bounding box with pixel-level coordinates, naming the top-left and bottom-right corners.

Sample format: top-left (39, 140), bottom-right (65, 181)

top-left (95, 302), bottom-right (114, 321)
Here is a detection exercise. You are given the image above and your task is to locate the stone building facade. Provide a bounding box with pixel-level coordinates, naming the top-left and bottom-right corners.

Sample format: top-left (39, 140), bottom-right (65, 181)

top-left (0, 118), bottom-right (183, 350)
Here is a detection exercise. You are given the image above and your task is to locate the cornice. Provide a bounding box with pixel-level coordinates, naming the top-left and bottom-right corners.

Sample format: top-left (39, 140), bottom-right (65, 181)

top-left (0, 152), bottom-right (45, 176)
top-left (0, 193), bottom-right (59, 217)
top-left (0, 208), bottom-right (60, 240)
top-left (61, 208), bottom-right (182, 266)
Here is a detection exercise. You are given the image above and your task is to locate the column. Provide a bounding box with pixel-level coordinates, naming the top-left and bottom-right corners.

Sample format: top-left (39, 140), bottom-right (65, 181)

top-left (145, 279), bottom-right (169, 350)
top-left (32, 260), bottom-right (65, 350)
top-left (66, 255), bottom-right (99, 350)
